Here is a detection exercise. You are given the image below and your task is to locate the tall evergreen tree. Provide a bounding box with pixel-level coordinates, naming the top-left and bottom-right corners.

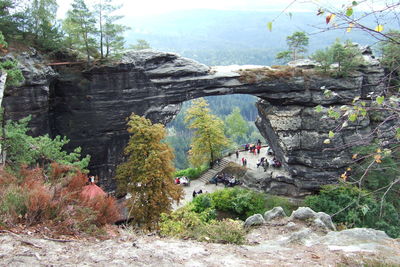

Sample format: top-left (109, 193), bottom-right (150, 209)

top-left (63, 0), bottom-right (97, 63)
top-left (184, 98), bottom-right (230, 167)
top-left (25, 0), bottom-right (62, 50)
top-left (94, 0), bottom-right (128, 58)
top-left (115, 114), bottom-right (183, 230)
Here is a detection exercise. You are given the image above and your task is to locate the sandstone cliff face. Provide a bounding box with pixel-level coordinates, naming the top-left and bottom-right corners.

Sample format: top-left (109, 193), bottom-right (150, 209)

top-left (1, 49), bottom-right (388, 194)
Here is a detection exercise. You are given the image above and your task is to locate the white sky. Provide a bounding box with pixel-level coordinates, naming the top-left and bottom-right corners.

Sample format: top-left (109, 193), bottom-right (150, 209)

top-left (57, 0), bottom-right (389, 18)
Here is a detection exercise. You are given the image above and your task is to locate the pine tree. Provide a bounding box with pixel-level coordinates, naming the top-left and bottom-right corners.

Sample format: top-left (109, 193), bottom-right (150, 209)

top-left (63, 0), bottom-right (97, 63)
top-left (25, 0), bottom-right (62, 50)
top-left (94, 0), bottom-right (128, 58)
top-left (115, 114), bottom-right (183, 230)
top-left (276, 31), bottom-right (309, 63)
top-left (184, 98), bottom-right (230, 167)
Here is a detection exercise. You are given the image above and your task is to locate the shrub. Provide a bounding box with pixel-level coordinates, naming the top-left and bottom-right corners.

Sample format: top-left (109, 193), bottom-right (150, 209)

top-left (160, 207), bottom-right (245, 244)
top-left (159, 205), bottom-right (205, 238)
top-left (0, 185), bottom-right (28, 224)
top-left (304, 184), bottom-right (400, 238)
top-left (192, 219), bottom-right (246, 245)
top-left (210, 188), bottom-right (266, 220)
top-left (174, 165), bottom-right (208, 180)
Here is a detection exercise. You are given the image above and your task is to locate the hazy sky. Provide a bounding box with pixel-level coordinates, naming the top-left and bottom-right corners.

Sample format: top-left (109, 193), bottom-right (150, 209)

top-left (57, 0), bottom-right (390, 18)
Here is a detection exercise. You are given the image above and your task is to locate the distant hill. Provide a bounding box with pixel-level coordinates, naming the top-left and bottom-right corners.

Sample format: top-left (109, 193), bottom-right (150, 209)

top-left (121, 9), bottom-right (379, 65)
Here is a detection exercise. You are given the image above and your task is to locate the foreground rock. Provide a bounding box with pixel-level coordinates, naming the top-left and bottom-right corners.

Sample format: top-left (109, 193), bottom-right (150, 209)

top-left (2, 48), bottom-right (393, 194)
top-left (1, 223), bottom-right (399, 266)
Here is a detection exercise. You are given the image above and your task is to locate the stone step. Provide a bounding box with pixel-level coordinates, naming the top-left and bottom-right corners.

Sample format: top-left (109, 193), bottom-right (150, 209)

top-left (197, 159), bottom-right (231, 183)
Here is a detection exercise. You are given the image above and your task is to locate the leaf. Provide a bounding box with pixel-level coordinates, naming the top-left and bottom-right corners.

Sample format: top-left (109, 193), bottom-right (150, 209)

top-left (375, 24), bottom-right (384, 32)
top-left (346, 23), bottom-right (354, 32)
top-left (323, 139), bottom-right (331, 144)
top-left (361, 205), bottom-right (369, 215)
top-left (352, 153), bottom-right (358, 160)
top-left (326, 14), bottom-right (335, 24)
top-left (374, 154), bottom-right (382, 163)
top-left (346, 7), bottom-right (353, 17)
top-left (352, 1), bottom-right (358, 6)
top-left (328, 131), bottom-right (335, 138)
top-left (288, 12), bottom-right (293, 19)
top-left (317, 8), bottom-right (324, 16)
top-left (349, 113), bottom-right (357, 122)
top-left (397, 127), bottom-right (400, 139)
top-left (314, 105), bottom-right (323, 113)
top-left (267, 22), bottom-right (273, 32)
top-left (376, 96), bottom-right (384, 105)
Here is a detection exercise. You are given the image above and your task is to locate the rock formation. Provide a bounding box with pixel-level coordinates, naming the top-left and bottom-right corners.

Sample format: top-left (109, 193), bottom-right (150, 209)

top-left (1, 48), bottom-right (389, 194)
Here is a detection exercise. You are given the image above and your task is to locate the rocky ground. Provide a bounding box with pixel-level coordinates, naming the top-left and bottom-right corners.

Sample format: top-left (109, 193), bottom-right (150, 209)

top-left (0, 227), bottom-right (398, 267)
top-left (1, 210), bottom-right (399, 267)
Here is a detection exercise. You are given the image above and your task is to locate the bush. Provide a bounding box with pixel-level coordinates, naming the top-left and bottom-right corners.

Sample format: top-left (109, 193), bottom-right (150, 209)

top-left (304, 184), bottom-right (400, 238)
top-left (192, 219), bottom-right (246, 245)
top-left (0, 164), bottom-right (120, 236)
top-left (0, 59), bottom-right (24, 87)
top-left (174, 165), bottom-right (208, 180)
top-left (210, 188), bottom-right (266, 220)
top-left (160, 207), bottom-right (245, 244)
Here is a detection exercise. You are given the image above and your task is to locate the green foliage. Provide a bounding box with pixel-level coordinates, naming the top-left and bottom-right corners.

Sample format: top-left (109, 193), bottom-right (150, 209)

top-left (184, 98), bottom-right (230, 167)
top-left (115, 114), bottom-right (183, 230)
top-left (174, 165), bottom-right (208, 180)
top-left (276, 31), bottom-right (309, 62)
top-left (311, 40), bottom-right (364, 77)
top-left (210, 188), bottom-right (266, 220)
top-left (25, 0), bottom-right (63, 51)
top-left (129, 39), bottom-right (151, 50)
top-left (264, 195), bottom-right (297, 216)
top-left (159, 204), bottom-right (245, 244)
top-left (2, 116), bottom-right (90, 172)
top-left (190, 219), bottom-right (246, 245)
top-left (0, 59), bottom-right (24, 87)
top-left (380, 30), bottom-right (400, 85)
top-left (224, 107), bottom-right (249, 145)
top-left (94, 0), bottom-right (129, 58)
top-left (304, 184), bottom-right (400, 238)
top-left (0, 31), bottom-right (7, 49)
top-left (351, 144), bottom-right (400, 210)
top-left (0, 186), bottom-right (28, 219)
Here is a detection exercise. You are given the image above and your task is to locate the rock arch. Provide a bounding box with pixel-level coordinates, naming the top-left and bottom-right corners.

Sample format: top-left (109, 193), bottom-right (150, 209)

top-left (3, 50), bottom-right (387, 195)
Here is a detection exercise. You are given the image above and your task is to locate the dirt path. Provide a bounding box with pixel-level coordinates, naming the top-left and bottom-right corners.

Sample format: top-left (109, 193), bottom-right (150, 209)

top-left (176, 146), bottom-right (289, 209)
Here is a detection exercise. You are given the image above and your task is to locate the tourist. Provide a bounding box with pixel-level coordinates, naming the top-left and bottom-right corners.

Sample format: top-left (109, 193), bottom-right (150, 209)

top-left (197, 189), bottom-right (203, 195)
top-left (256, 144), bottom-right (261, 154)
top-left (244, 158), bottom-right (247, 167)
top-left (257, 139), bottom-right (262, 146)
top-left (180, 176), bottom-right (189, 186)
top-left (235, 150), bottom-right (239, 159)
top-left (242, 157), bottom-right (245, 166)
top-left (192, 190), bottom-right (197, 198)
top-left (175, 177), bottom-right (180, 184)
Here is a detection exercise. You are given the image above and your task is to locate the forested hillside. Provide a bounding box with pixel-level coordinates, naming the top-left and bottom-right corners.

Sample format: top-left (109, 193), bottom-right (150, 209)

top-left (122, 9), bottom-right (378, 65)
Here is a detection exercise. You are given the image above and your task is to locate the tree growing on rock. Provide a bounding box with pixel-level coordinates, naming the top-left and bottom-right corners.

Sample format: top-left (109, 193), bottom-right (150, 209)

top-left (115, 114), bottom-right (183, 230)
top-left (276, 31), bottom-right (309, 63)
top-left (184, 98), bottom-right (230, 167)
top-left (224, 107), bottom-right (249, 145)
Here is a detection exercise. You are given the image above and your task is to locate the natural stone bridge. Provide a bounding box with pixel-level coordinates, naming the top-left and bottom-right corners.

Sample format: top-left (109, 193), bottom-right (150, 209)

top-left (2, 49), bottom-right (388, 195)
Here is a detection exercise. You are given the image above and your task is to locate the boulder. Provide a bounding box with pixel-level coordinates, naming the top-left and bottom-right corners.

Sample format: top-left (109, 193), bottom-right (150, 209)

top-left (263, 207), bottom-right (287, 222)
top-left (290, 207), bottom-right (316, 220)
top-left (316, 212), bottom-right (336, 231)
top-left (244, 214), bottom-right (265, 227)
top-left (290, 207), bottom-right (336, 231)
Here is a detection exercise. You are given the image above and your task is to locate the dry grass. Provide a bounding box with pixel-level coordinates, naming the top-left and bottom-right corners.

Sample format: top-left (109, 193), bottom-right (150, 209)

top-left (0, 163), bottom-right (120, 237)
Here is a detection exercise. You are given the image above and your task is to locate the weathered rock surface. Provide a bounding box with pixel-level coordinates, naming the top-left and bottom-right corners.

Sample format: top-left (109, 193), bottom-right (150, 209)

top-left (2, 222), bottom-right (399, 266)
top-left (263, 206), bottom-right (287, 222)
top-left (2, 49), bottom-right (390, 193)
top-left (290, 207), bottom-right (336, 231)
top-left (244, 214), bottom-right (265, 227)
